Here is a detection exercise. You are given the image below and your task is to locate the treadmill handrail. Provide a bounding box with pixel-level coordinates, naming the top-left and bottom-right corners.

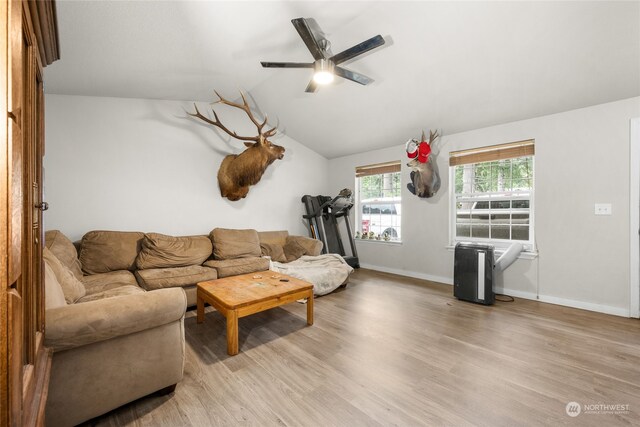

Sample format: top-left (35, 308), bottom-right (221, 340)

top-left (304, 195), bottom-right (349, 217)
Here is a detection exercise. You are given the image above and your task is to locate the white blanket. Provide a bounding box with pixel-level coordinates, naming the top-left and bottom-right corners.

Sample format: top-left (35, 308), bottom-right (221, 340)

top-left (270, 254), bottom-right (354, 296)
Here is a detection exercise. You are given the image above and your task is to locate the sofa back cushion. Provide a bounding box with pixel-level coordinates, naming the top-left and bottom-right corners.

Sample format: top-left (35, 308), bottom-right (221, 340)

top-left (283, 239), bottom-right (307, 262)
top-left (260, 242), bottom-right (287, 263)
top-left (210, 228), bottom-right (261, 260)
top-left (44, 260), bottom-right (67, 309)
top-left (45, 230), bottom-right (83, 280)
top-left (43, 247), bottom-right (86, 303)
top-left (257, 231), bottom-right (289, 247)
top-left (80, 230), bottom-right (144, 274)
top-left (136, 233), bottom-right (213, 269)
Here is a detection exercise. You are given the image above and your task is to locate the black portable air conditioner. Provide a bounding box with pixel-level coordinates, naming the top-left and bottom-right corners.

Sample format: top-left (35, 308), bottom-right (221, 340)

top-left (453, 242), bottom-right (525, 305)
top-left (454, 243), bottom-right (495, 305)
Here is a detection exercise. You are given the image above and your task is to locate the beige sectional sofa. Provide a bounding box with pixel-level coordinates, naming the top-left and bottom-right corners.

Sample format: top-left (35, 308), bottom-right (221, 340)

top-left (43, 227), bottom-right (322, 426)
top-left (52, 228), bottom-right (322, 307)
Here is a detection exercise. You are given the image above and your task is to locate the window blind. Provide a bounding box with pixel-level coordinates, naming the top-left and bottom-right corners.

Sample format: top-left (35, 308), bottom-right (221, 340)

top-left (355, 161), bottom-right (401, 178)
top-left (449, 139), bottom-right (535, 167)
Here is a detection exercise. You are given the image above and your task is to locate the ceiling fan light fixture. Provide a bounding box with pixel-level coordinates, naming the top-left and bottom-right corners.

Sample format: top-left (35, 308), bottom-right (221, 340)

top-left (313, 71), bottom-right (334, 85)
top-left (260, 18), bottom-right (386, 92)
top-left (313, 59), bottom-right (334, 85)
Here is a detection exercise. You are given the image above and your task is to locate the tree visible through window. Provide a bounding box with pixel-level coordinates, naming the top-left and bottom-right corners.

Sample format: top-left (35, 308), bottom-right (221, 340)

top-left (355, 161), bottom-right (402, 241)
top-left (450, 140), bottom-right (534, 249)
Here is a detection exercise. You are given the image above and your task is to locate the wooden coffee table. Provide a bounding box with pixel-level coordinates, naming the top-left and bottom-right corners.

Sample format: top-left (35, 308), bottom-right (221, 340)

top-left (196, 272), bottom-right (314, 355)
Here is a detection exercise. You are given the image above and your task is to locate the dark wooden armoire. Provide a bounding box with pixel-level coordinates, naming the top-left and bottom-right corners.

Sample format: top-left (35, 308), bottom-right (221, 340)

top-left (1, 0), bottom-right (59, 425)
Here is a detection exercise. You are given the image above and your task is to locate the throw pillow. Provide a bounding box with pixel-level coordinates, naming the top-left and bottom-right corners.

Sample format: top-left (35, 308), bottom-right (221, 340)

top-left (283, 239), bottom-right (306, 262)
top-left (45, 230), bottom-right (84, 280)
top-left (43, 247), bottom-right (86, 303)
top-left (44, 261), bottom-right (67, 309)
top-left (260, 242), bottom-right (287, 263)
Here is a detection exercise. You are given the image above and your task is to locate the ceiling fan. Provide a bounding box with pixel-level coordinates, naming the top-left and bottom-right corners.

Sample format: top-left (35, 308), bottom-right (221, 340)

top-left (261, 18), bottom-right (386, 93)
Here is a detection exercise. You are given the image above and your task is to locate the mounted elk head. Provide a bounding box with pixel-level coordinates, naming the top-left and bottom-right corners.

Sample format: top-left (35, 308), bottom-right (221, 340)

top-left (406, 130), bottom-right (441, 198)
top-left (189, 91), bottom-right (285, 201)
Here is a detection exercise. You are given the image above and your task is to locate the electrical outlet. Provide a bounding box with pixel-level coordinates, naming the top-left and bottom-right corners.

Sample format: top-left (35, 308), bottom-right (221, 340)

top-left (595, 203), bottom-right (612, 215)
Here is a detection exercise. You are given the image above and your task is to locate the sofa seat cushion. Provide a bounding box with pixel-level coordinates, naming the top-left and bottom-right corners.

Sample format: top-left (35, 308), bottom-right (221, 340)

top-left (45, 230), bottom-right (84, 280)
top-left (76, 285), bottom-right (145, 304)
top-left (82, 270), bottom-right (139, 295)
top-left (210, 228), bottom-right (261, 260)
top-left (43, 247), bottom-right (86, 303)
top-left (135, 265), bottom-right (218, 291)
top-left (136, 233), bottom-right (212, 269)
top-left (203, 257), bottom-right (269, 278)
top-left (80, 230), bottom-right (144, 274)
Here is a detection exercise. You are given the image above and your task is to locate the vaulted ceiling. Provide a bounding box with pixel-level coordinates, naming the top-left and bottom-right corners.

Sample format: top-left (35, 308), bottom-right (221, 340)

top-left (45, 1), bottom-right (640, 158)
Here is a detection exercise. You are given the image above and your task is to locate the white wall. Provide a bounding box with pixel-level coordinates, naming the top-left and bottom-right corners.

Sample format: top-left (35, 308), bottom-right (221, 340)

top-left (329, 97), bottom-right (640, 316)
top-left (44, 95), bottom-right (329, 241)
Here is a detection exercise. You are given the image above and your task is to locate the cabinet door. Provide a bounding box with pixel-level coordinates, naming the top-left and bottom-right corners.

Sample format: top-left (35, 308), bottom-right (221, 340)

top-left (3, 1), bottom-right (51, 425)
top-left (6, 0), bottom-right (25, 423)
top-left (21, 11), bottom-right (51, 424)
top-left (2, 1), bottom-right (57, 424)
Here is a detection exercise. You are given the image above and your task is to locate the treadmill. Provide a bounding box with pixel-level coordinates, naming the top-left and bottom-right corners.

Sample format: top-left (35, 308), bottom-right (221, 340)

top-left (301, 190), bottom-right (359, 268)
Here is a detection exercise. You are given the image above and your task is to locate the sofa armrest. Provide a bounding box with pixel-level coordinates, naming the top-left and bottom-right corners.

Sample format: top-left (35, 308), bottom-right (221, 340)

top-left (45, 288), bottom-right (187, 352)
top-left (287, 235), bottom-right (323, 256)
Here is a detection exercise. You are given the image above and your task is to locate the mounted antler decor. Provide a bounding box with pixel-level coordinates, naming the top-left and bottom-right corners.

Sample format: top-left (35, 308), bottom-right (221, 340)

top-left (406, 130), bottom-right (441, 198)
top-left (189, 91), bottom-right (285, 201)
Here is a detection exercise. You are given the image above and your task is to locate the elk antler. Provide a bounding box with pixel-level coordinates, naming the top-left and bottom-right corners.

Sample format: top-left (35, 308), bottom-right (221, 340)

top-left (189, 91), bottom-right (277, 142)
top-left (429, 129), bottom-right (439, 144)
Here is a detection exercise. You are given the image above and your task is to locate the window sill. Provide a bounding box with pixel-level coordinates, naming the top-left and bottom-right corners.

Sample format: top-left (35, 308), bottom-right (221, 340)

top-left (445, 245), bottom-right (538, 260)
top-left (356, 239), bottom-right (403, 246)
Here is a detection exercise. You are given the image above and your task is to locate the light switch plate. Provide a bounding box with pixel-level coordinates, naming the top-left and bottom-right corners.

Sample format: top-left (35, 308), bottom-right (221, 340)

top-left (595, 203), bottom-right (612, 215)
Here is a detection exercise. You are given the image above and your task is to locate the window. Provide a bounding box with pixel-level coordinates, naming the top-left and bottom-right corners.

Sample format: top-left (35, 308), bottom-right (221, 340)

top-left (449, 140), bottom-right (534, 250)
top-left (355, 161), bottom-right (402, 241)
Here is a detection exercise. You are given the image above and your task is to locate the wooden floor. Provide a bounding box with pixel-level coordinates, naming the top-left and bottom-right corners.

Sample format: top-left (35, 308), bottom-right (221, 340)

top-left (84, 269), bottom-right (640, 426)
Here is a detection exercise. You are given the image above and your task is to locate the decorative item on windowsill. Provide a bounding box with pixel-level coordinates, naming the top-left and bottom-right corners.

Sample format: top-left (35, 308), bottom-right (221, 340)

top-left (355, 231), bottom-right (361, 239)
top-left (406, 129), bottom-right (442, 198)
top-left (383, 231), bottom-right (391, 241)
top-left (368, 231), bottom-right (375, 239)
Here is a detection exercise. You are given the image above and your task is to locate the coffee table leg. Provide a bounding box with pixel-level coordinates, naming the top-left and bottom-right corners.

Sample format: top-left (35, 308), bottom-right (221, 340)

top-left (226, 310), bottom-right (239, 356)
top-left (197, 295), bottom-right (205, 324)
top-left (307, 291), bottom-right (314, 326)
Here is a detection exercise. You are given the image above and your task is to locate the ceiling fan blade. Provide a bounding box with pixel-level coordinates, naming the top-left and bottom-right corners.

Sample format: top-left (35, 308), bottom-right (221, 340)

top-left (335, 67), bottom-right (374, 85)
top-left (305, 79), bottom-right (319, 93)
top-left (330, 35), bottom-right (385, 65)
top-left (261, 62), bottom-right (314, 68)
top-left (291, 18), bottom-right (325, 61)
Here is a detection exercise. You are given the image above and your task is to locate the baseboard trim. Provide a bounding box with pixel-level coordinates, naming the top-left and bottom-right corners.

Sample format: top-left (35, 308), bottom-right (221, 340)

top-left (359, 263), bottom-right (453, 285)
top-left (493, 287), bottom-right (536, 300)
top-left (536, 294), bottom-right (630, 318)
top-left (496, 287), bottom-right (629, 317)
top-left (360, 264), bottom-right (630, 317)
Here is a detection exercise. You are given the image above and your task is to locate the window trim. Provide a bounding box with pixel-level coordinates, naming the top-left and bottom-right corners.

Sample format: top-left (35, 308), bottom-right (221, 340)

top-left (354, 166), bottom-right (403, 243)
top-left (448, 155), bottom-right (536, 252)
